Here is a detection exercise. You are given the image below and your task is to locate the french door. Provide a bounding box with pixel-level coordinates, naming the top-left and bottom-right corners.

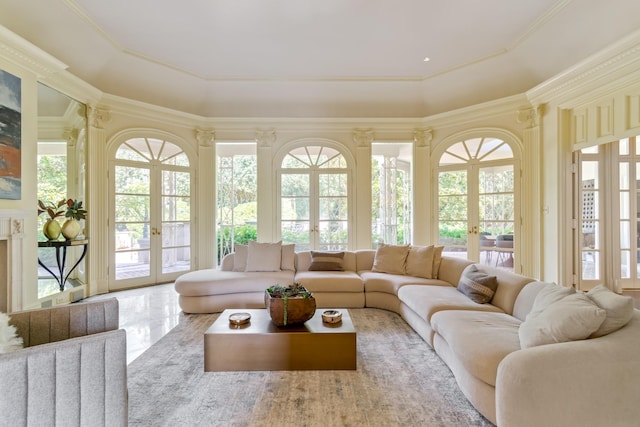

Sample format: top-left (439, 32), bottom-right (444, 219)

top-left (110, 137), bottom-right (192, 290)
top-left (436, 137), bottom-right (518, 271)
top-left (279, 145), bottom-right (349, 251)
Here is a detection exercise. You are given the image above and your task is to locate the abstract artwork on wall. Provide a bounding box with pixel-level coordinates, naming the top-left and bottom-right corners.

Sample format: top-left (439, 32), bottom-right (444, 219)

top-left (0, 69), bottom-right (21, 200)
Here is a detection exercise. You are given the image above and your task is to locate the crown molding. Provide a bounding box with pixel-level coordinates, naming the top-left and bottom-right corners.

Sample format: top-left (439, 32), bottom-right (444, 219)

top-left (527, 28), bottom-right (640, 107)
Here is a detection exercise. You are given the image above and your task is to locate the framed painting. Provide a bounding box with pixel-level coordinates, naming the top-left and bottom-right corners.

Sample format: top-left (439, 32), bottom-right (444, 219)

top-left (0, 69), bottom-right (21, 200)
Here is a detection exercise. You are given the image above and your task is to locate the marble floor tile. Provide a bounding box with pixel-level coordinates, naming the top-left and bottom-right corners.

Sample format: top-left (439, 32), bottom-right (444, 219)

top-left (86, 283), bottom-right (182, 363)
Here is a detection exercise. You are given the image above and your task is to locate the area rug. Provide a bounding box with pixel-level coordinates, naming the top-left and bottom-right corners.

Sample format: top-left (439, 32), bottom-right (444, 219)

top-left (127, 308), bottom-right (493, 427)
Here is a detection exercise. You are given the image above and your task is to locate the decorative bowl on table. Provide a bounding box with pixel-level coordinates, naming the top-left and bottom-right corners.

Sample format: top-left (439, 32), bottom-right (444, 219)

top-left (264, 283), bottom-right (316, 327)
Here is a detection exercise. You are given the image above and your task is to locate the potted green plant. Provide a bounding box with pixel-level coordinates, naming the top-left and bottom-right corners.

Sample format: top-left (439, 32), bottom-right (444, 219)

top-left (37, 199), bottom-right (66, 240)
top-left (265, 283), bottom-right (316, 326)
top-left (61, 198), bottom-right (87, 240)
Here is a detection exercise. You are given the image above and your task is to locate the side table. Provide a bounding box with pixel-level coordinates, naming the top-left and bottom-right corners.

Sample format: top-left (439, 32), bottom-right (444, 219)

top-left (38, 239), bottom-right (89, 292)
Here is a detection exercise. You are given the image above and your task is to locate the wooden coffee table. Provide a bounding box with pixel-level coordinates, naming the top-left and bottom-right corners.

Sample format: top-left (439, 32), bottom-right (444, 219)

top-left (204, 308), bottom-right (356, 371)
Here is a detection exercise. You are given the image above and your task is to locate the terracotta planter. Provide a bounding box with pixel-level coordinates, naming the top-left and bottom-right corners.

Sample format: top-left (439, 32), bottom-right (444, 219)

top-left (264, 288), bottom-right (316, 327)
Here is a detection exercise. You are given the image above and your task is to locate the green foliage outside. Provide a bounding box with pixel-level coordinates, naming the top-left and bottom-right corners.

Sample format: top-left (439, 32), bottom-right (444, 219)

top-left (36, 155), bottom-right (67, 240)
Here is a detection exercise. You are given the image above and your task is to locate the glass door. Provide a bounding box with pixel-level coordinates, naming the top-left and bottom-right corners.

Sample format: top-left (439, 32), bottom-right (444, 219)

top-left (110, 137), bottom-right (192, 290)
top-left (437, 137), bottom-right (517, 271)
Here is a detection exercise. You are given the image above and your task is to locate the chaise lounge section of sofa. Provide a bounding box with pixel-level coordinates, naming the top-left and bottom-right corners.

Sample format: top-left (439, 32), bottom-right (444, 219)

top-left (174, 246), bottom-right (640, 426)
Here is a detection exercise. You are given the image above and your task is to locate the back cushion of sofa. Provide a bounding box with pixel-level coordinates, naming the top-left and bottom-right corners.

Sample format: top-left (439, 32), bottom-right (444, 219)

top-left (436, 256), bottom-right (474, 287)
top-left (476, 265), bottom-right (535, 314)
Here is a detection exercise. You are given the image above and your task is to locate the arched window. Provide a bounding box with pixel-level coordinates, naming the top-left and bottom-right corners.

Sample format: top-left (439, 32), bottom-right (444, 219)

top-left (436, 136), bottom-right (519, 271)
top-left (111, 136), bottom-right (192, 289)
top-left (278, 144), bottom-right (350, 250)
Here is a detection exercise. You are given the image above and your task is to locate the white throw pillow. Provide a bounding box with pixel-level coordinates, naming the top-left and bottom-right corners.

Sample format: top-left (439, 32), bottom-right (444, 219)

top-left (519, 292), bottom-right (606, 349)
top-left (0, 312), bottom-right (23, 354)
top-left (371, 243), bottom-right (410, 275)
top-left (405, 245), bottom-right (435, 279)
top-left (527, 283), bottom-right (576, 318)
top-left (245, 241), bottom-right (282, 272)
top-left (586, 284), bottom-right (635, 338)
top-left (232, 244), bottom-right (248, 272)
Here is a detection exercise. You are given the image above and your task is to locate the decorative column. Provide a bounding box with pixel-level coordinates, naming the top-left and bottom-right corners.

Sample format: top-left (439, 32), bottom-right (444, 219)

top-left (353, 129), bottom-right (374, 249)
top-left (86, 106), bottom-right (111, 295)
top-left (256, 129), bottom-right (276, 242)
top-left (196, 128), bottom-right (216, 268)
top-left (413, 128), bottom-right (433, 244)
top-left (517, 105), bottom-right (543, 278)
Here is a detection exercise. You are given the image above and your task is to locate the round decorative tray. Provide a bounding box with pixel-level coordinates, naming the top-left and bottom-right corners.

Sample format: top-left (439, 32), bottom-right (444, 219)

top-left (321, 309), bottom-right (342, 324)
top-left (228, 312), bottom-right (251, 326)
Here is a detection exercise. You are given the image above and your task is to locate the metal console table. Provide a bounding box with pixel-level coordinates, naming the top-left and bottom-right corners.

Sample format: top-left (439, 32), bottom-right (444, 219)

top-left (38, 239), bottom-right (88, 292)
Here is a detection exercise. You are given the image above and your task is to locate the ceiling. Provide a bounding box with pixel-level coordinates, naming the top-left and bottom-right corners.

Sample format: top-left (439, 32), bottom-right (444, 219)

top-left (3, 0), bottom-right (640, 118)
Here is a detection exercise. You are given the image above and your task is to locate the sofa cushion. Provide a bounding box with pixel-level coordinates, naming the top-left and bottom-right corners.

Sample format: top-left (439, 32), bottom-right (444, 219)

top-left (174, 269), bottom-right (295, 296)
top-left (398, 285), bottom-right (503, 324)
top-left (405, 245), bottom-right (435, 279)
top-left (294, 271), bottom-right (364, 292)
top-left (431, 310), bottom-right (521, 387)
top-left (586, 284), bottom-right (635, 338)
top-left (308, 251), bottom-right (345, 271)
top-left (519, 292), bottom-right (606, 348)
top-left (372, 243), bottom-right (410, 275)
top-left (457, 264), bottom-right (498, 304)
top-left (246, 241), bottom-right (282, 272)
top-left (360, 271), bottom-right (449, 295)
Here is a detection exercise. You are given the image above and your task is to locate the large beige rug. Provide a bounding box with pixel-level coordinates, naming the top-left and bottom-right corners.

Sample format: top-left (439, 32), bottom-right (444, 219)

top-left (127, 308), bottom-right (493, 426)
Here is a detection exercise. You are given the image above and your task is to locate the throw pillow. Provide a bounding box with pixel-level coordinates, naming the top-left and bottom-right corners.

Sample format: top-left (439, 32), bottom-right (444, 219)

top-left (527, 283), bottom-right (576, 319)
top-left (586, 284), bottom-right (635, 338)
top-left (519, 292), bottom-right (606, 348)
top-left (432, 245), bottom-right (445, 279)
top-left (371, 243), bottom-right (410, 275)
top-left (281, 244), bottom-right (296, 271)
top-left (245, 241), bottom-right (282, 272)
top-left (457, 264), bottom-right (498, 304)
top-left (309, 251), bottom-right (345, 271)
top-left (232, 244), bottom-right (248, 272)
top-left (0, 312), bottom-right (23, 354)
top-left (405, 245), bottom-right (435, 279)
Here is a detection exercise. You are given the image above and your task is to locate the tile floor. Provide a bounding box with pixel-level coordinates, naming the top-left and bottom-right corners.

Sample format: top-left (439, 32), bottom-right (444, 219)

top-left (86, 283), bottom-right (182, 363)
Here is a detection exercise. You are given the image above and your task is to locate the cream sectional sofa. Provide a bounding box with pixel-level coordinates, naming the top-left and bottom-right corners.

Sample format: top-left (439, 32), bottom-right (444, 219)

top-left (174, 249), bottom-right (640, 426)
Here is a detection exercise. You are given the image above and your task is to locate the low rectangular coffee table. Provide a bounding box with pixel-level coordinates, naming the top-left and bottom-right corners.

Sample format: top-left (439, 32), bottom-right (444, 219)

top-left (204, 308), bottom-right (356, 371)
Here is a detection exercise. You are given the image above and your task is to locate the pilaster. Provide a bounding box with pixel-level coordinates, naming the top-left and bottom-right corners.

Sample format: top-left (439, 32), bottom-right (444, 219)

top-left (196, 128), bottom-right (216, 268)
top-left (413, 128), bottom-right (433, 245)
top-left (353, 129), bottom-right (373, 249)
top-left (256, 129), bottom-right (276, 241)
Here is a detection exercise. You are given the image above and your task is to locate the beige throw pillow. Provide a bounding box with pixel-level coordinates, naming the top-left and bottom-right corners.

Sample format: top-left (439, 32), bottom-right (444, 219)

top-left (405, 245), bottom-right (435, 279)
top-left (432, 245), bottom-right (444, 279)
top-left (245, 241), bottom-right (282, 272)
top-left (309, 251), bottom-right (345, 271)
top-left (586, 284), bottom-right (635, 338)
top-left (281, 244), bottom-right (296, 271)
top-left (519, 292), bottom-right (606, 348)
top-left (527, 283), bottom-right (576, 318)
top-left (372, 243), bottom-right (410, 275)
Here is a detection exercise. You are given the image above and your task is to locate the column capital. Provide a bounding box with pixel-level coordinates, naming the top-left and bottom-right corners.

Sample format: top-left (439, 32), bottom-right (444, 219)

top-left (87, 106), bottom-right (111, 129)
top-left (353, 129), bottom-right (374, 148)
top-left (255, 129), bottom-right (276, 148)
top-left (517, 104), bottom-right (545, 128)
top-left (64, 128), bottom-right (79, 148)
top-left (195, 128), bottom-right (215, 147)
top-left (414, 128), bottom-right (433, 148)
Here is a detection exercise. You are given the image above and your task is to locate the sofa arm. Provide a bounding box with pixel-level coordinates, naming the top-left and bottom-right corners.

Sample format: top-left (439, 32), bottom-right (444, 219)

top-left (496, 314), bottom-right (640, 427)
top-left (0, 329), bottom-right (128, 427)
